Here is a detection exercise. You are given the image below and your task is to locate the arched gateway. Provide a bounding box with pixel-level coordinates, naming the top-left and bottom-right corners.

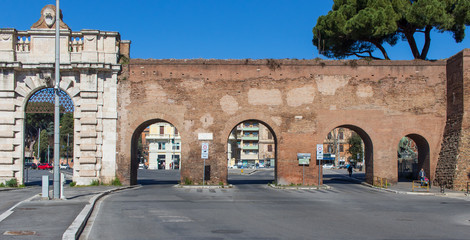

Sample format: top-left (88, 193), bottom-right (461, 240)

top-left (1, 5), bottom-right (469, 190)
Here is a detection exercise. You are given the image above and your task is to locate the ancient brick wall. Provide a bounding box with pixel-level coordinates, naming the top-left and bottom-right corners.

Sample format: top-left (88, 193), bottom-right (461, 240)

top-left (435, 49), bottom-right (470, 190)
top-left (116, 57), bottom-right (448, 186)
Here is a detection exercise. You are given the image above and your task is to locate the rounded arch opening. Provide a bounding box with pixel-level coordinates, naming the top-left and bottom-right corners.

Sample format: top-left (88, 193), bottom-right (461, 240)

top-left (226, 119), bottom-right (278, 185)
top-left (23, 87), bottom-right (75, 185)
top-left (321, 125), bottom-right (373, 185)
top-left (130, 119), bottom-right (182, 185)
top-left (397, 134), bottom-right (430, 182)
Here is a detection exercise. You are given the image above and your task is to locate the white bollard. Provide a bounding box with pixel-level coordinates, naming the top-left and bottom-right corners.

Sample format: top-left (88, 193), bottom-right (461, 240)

top-left (60, 173), bottom-right (65, 199)
top-left (42, 175), bottom-right (49, 200)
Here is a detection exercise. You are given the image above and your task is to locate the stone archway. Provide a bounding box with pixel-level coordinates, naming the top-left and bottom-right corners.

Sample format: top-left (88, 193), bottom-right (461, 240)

top-left (225, 119), bottom-right (278, 184)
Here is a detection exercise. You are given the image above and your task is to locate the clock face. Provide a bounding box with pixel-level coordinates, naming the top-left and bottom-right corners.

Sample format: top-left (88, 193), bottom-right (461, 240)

top-left (43, 7), bottom-right (56, 28)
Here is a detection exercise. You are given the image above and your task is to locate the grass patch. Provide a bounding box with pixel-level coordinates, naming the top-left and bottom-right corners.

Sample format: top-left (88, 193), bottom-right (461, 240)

top-left (111, 177), bottom-right (122, 186)
top-left (90, 179), bottom-right (100, 186)
top-left (5, 178), bottom-right (18, 187)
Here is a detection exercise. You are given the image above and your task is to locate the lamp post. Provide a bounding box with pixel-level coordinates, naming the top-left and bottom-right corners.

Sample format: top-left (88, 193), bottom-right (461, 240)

top-left (53, 0), bottom-right (61, 199)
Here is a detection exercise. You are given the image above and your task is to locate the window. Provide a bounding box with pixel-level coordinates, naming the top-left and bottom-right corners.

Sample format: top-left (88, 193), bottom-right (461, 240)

top-left (340, 144), bottom-right (344, 152)
top-left (268, 145), bottom-right (273, 152)
top-left (268, 131), bottom-right (273, 140)
top-left (328, 145), bottom-right (333, 153)
top-left (339, 132), bottom-right (344, 140)
top-left (160, 126), bottom-right (164, 135)
top-left (173, 142), bottom-right (180, 150)
top-left (174, 128), bottom-right (178, 135)
top-left (158, 142), bottom-right (166, 150)
top-left (327, 133), bottom-right (332, 139)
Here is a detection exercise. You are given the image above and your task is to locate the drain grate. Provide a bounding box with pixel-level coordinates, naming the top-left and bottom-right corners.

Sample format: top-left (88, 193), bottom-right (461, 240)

top-left (3, 231), bottom-right (36, 236)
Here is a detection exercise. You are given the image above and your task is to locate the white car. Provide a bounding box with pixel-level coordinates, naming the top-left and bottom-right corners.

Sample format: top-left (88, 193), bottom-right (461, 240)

top-left (322, 164), bottom-right (334, 169)
top-left (60, 164), bottom-right (70, 170)
top-left (138, 163), bottom-right (145, 169)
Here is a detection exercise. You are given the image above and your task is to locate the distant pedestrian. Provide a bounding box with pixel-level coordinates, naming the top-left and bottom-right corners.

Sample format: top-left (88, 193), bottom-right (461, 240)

top-left (419, 168), bottom-right (426, 186)
top-left (347, 164), bottom-right (353, 177)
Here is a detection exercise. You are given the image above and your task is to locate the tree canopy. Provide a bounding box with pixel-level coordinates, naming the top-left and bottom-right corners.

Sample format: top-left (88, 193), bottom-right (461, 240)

top-left (312, 0), bottom-right (470, 60)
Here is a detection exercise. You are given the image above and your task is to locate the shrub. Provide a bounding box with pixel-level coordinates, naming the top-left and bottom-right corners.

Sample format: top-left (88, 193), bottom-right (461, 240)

top-left (184, 177), bottom-right (192, 185)
top-left (111, 177), bottom-right (122, 186)
top-left (90, 180), bottom-right (100, 186)
top-left (70, 181), bottom-right (76, 187)
top-left (6, 178), bottom-right (18, 187)
top-left (0, 182), bottom-right (5, 187)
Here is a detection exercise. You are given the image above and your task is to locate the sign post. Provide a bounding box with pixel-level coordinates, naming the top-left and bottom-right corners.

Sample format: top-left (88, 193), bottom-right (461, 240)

top-left (297, 153), bottom-right (311, 185)
top-left (316, 144), bottom-right (323, 187)
top-left (201, 142), bottom-right (209, 186)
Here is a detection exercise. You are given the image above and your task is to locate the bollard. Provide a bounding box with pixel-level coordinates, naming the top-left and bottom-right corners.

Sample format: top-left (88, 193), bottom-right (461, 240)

top-left (60, 173), bottom-right (65, 199)
top-left (42, 175), bottom-right (49, 200)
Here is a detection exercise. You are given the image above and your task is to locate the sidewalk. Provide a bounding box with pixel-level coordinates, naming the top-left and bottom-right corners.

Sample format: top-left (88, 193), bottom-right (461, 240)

top-left (350, 172), bottom-right (469, 199)
top-left (0, 185), bottom-right (133, 240)
top-left (324, 168), bottom-right (469, 199)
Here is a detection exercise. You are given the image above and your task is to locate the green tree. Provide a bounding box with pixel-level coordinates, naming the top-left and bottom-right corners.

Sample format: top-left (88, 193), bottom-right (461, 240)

top-left (397, 137), bottom-right (417, 160)
top-left (313, 0), bottom-right (470, 60)
top-left (60, 113), bottom-right (74, 158)
top-left (347, 132), bottom-right (364, 162)
top-left (33, 129), bottom-right (51, 163)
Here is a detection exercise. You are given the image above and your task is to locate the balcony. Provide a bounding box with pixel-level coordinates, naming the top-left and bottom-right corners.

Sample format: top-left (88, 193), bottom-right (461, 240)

top-left (242, 136), bottom-right (258, 141)
top-left (242, 145), bottom-right (259, 150)
top-left (146, 134), bottom-right (181, 140)
top-left (242, 127), bottom-right (259, 131)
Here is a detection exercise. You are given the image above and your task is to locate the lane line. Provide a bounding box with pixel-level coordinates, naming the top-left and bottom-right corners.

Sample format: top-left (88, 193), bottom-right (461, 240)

top-left (0, 194), bottom-right (38, 223)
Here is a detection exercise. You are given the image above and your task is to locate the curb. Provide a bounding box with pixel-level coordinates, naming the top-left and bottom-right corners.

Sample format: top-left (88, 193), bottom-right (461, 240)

top-left (62, 185), bottom-right (138, 240)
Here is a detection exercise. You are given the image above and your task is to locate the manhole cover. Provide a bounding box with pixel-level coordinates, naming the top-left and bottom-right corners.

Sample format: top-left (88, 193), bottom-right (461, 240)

top-left (211, 229), bottom-right (243, 234)
top-left (3, 231), bottom-right (36, 236)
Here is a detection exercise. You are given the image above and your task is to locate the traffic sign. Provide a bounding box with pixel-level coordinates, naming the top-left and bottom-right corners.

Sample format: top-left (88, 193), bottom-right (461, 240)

top-left (201, 142), bottom-right (209, 159)
top-left (316, 144), bottom-right (323, 160)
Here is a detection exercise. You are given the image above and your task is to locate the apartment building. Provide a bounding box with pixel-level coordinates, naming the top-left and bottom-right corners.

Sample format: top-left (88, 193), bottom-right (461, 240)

top-left (146, 123), bottom-right (181, 170)
top-left (227, 121), bottom-right (275, 168)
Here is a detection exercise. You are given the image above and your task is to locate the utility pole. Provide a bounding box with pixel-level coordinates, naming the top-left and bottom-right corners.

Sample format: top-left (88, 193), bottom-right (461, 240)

top-left (66, 133), bottom-right (69, 165)
top-left (53, 0), bottom-right (61, 199)
top-left (37, 128), bottom-right (41, 161)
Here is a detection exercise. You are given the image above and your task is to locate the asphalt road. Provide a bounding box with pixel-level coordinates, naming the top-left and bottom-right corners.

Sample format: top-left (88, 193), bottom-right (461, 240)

top-left (85, 169), bottom-right (470, 240)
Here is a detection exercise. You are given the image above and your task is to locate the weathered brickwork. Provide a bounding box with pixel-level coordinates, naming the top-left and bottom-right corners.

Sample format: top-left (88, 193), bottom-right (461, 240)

top-left (117, 58), bottom-right (448, 186)
top-left (435, 50), bottom-right (470, 190)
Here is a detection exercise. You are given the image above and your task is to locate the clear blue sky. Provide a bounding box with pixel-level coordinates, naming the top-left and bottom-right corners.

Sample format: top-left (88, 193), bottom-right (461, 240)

top-left (1, 0), bottom-right (468, 60)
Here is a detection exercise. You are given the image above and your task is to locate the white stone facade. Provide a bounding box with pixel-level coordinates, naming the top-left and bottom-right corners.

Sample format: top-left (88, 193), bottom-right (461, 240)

top-left (0, 5), bottom-right (126, 185)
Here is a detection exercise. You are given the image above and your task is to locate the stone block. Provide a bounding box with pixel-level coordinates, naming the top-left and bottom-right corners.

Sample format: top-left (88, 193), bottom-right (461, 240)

top-left (0, 130), bottom-right (14, 138)
top-left (79, 157), bottom-right (97, 164)
top-left (0, 170), bottom-right (13, 177)
top-left (0, 157), bottom-right (13, 164)
top-left (0, 104), bottom-right (15, 111)
top-left (0, 144), bottom-right (13, 151)
top-left (80, 144), bottom-right (97, 151)
top-left (80, 104), bottom-right (98, 112)
top-left (78, 170), bottom-right (96, 177)
top-left (0, 91), bottom-right (15, 98)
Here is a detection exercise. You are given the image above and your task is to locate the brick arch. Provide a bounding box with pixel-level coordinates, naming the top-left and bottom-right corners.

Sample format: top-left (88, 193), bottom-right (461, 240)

top-left (396, 133), bottom-right (431, 182)
top-left (222, 116), bottom-right (279, 182)
top-left (125, 115), bottom-right (185, 185)
top-left (320, 123), bottom-right (374, 184)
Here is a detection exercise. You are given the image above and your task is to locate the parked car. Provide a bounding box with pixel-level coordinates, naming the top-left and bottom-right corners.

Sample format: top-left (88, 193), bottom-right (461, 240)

top-left (60, 164), bottom-right (70, 170)
top-left (24, 162), bottom-right (37, 169)
top-left (38, 163), bottom-right (53, 170)
top-left (322, 164), bottom-right (334, 169)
